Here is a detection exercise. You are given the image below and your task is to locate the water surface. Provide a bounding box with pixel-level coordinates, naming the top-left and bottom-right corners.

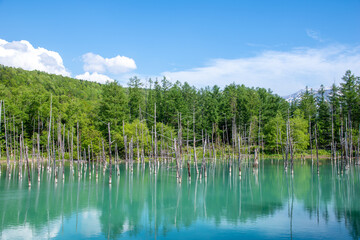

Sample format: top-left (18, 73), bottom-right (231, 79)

top-left (0, 160), bottom-right (359, 239)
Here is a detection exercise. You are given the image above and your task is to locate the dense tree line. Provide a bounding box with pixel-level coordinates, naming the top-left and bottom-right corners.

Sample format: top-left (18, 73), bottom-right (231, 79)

top-left (0, 65), bottom-right (359, 159)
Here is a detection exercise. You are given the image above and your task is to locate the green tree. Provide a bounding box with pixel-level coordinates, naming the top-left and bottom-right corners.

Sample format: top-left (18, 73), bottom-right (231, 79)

top-left (316, 85), bottom-right (331, 149)
top-left (290, 109), bottom-right (309, 153)
top-left (340, 70), bottom-right (359, 126)
top-left (264, 111), bottom-right (285, 153)
top-left (100, 81), bottom-right (128, 132)
top-left (128, 76), bottom-right (145, 121)
top-left (299, 86), bottom-right (317, 121)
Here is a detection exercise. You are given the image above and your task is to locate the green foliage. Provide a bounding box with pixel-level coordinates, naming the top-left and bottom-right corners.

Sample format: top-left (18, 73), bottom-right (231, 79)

top-left (316, 85), bottom-right (331, 149)
top-left (340, 70), bottom-right (360, 126)
top-left (121, 119), bottom-right (150, 150)
top-left (298, 86), bottom-right (316, 120)
top-left (128, 76), bottom-right (145, 121)
top-left (1, 65), bottom-right (359, 157)
top-left (100, 81), bottom-right (128, 132)
top-left (290, 109), bottom-right (309, 152)
top-left (264, 111), bottom-right (284, 153)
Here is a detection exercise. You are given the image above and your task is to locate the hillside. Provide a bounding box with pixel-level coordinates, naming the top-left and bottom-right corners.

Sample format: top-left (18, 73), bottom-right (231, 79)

top-left (0, 65), bottom-right (103, 139)
top-left (0, 65), bottom-right (291, 154)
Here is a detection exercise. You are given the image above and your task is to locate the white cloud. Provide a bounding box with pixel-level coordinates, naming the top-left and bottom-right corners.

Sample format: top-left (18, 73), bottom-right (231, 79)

top-left (78, 209), bottom-right (102, 237)
top-left (1, 219), bottom-right (61, 240)
top-left (306, 29), bottom-right (325, 42)
top-left (75, 72), bottom-right (113, 84)
top-left (0, 39), bottom-right (70, 76)
top-left (82, 52), bottom-right (136, 74)
top-left (161, 45), bottom-right (360, 96)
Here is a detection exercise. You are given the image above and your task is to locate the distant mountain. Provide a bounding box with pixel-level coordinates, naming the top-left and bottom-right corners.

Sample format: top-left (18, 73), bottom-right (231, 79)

top-left (283, 87), bottom-right (332, 103)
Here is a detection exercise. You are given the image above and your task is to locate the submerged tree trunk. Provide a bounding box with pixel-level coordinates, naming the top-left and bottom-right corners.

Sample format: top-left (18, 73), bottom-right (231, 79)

top-left (193, 108), bottom-right (198, 174)
top-left (357, 124), bottom-right (360, 165)
top-left (331, 106), bottom-right (335, 162)
top-left (88, 145), bottom-right (91, 178)
top-left (174, 138), bottom-right (181, 183)
top-left (130, 137), bottom-right (134, 172)
top-left (71, 127), bottom-right (74, 167)
top-left (62, 124), bottom-right (65, 179)
top-left (37, 133), bottom-right (40, 181)
top-left (19, 133), bottom-right (23, 179)
top-left (4, 102), bottom-right (10, 167)
top-left (315, 124), bottom-right (319, 175)
top-left (288, 117), bottom-right (294, 174)
top-left (202, 138), bottom-right (207, 178)
top-left (253, 148), bottom-right (259, 168)
top-left (25, 146), bottom-right (31, 187)
top-left (285, 113), bottom-right (289, 170)
top-left (47, 96), bottom-right (52, 170)
top-left (77, 121), bottom-right (80, 163)
top-left (309, 116), bottom-right (313, 163)
top-left (108, 123), bottom-right (112, 184)
top-left (212, 123), bottom-right (217, 163)
top-left (154, 103), bottom-right (157, 173)
top-left (0, 101), bottom-right (2, 161)
top-left (123, 120), bottom-right (128, 164)
top-left (238, 135), bottom-right (241, 176)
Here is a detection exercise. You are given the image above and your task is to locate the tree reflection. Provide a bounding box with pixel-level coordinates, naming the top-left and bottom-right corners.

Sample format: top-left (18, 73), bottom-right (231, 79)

top-left (0, 161), bottom-right (359, 239)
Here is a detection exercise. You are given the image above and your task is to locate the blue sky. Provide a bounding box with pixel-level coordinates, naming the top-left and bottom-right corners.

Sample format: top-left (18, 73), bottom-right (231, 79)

top-left (0, 0), bottom-right (359, 95)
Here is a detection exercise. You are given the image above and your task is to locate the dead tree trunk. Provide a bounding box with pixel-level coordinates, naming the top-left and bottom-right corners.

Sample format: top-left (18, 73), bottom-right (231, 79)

top-left (202, 138), bottom-right (207, 178)
top-left (102, 138), bottom-right (106, 168)
top-left (340, 119), bottom-right (344, 173)
top-left (77, 121), bottom-right (80, 163)
top-left (348, 112), bottom-right (353, 163)
top-left (130, 137), bottom-right (134, 172)
top-left (154, 103), bottom-right (157, 173)
top-left (315, 124), bottom-right (319, 175)
top-left (53, 119), bottom-right (57, 182)
top-left (141, 121), bottom-right (145, 166)
top-left (25, 146), bottom-right (31, 187)
top-left (71, 127), bottom-right (74, 166)
top-left (309, 116), bottom-right (313, 163)
top-left (96, 143), bottom-right (99, 179)
top-left (238, 135), bottom-right (241, 176)
top-left (88, 145), bottom-right (91, 178)
top-left (357, 124), bottom-right (360, 165)
top-left (13, 117), bottom-right (16, 165)
top-left (19, 133), bottom-right (23, 179)
top-left (62, 124), bottom-right (65, 179)
top-left (123, 120), bottom-right (128, 164)
top-left (108, 123), bottom-right (112, 184)
top-left (331, 106), bottom-right (335, 162)
top-left (174, 138), bottom-right (181, 183)
top-left (193, 108), bottom-right (198, 174)
top-left (57, 121), bottom-right (63, 179)
top-left (212, 123), bottom-right (216, 163)
top-left (285, 113), bottom-right (289, 170)
top-left (21, 122), bottom-right (24, 169)
top-left (0, 100), bottom-right (2, 161)
top-left (115, 143), bottom-right (120, 176)
top-left (37, 133), bottom-right (40, 181)
top-left (47, 96), bottom-right (52, 170)
top-left (289, 121), bottom-right (294, 175)
top-left (178, 112), bottom-right (183, 169)
top-left (258, 111), bottom-right (261, 159)
top-left (187, 158), bottom-right (191, 180)
top-left (248, 121), bottom-right (252, 162)
top-left (4, 102), bottom-right (10, 167)
top-left (136, 125), bottom-right (140, 163)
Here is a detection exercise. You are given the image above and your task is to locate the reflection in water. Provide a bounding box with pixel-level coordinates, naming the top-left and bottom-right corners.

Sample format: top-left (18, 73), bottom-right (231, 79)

top-left (0, 160), bottom-right (359, 239)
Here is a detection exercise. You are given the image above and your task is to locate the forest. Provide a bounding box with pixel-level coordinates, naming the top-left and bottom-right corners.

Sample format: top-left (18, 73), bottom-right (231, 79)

top-left (0, 64), bottom-right (359, 169)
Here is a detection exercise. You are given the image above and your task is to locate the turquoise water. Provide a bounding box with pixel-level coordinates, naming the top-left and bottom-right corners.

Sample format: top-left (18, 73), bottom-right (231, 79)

top-left (0, 160), bottom-right (359, 239)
